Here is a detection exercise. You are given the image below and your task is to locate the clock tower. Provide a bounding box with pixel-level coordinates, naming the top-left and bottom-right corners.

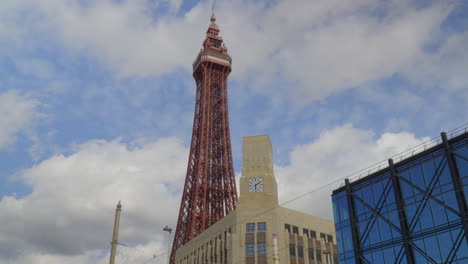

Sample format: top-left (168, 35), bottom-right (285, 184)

top-left (238, 135), bottom-right (279, 208)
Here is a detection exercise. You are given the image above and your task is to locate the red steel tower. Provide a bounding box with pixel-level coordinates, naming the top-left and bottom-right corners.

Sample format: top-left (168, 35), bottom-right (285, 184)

top-left (169, 14), bottom-right (238, 263)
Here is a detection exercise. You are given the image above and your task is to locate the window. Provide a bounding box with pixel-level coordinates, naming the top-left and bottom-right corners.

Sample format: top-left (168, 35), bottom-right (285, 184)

top-left (292, 226), bottom-right (299, 234)
top-left (308, 248), bottom-right (315, 261)
top-left (327, 234), bottom-right (333, 243)
top-left (320, 233), bottom-right (326, 240)
top-left (246, 223), bottom-right (255, 232)
top-left (310, 230), bottom-right (316, 239)
top-left (298, 246), bottom-right (304, 258)
top-left (289, 244), bottom-right (296, 257)
top-left (316, 250), bottom-right (322, 263)
top-left (246, 243), bottom-right (255, 256)
top-left (303, 228), bottom-right (309, 237)
top-left (285, 224), bottom-right (291, 233)
top-left (257, 222), bottom-right (266, 232)
top-left (257, 243), bottom-right (266, 256)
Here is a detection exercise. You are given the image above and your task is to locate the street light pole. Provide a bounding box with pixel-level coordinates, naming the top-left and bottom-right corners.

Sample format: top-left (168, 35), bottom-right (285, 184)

top-left (109, 201), bottom-right (122, 264)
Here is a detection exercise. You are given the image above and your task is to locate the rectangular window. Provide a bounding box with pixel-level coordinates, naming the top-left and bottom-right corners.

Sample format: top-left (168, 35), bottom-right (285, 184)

top-left (308, 248), bottom-right (314, 260)
top-left (246, 223), bottom-right (255, 232)
top-left (327, 234), bottom-right (333, 243)
top-left (298, 246), bottom-right (304, 258)
top-left (289, 244), bottom-right (296, 257)
top-left (303, 228), bottom-right (309, 237)
top-left (285, 224), bottom-right (291, 233)
top-left (257, 222), bottom-right (266, 232)
top-left (246, 243), bottom-right (255, 256)
top-left (292, 226), bottom-right (299, 234)
top-left (320, 233), bottom-right (326, 240)
top-left (310, 230), bottom-right (316, 239)
top-left (316, 250), bottom-right (322, 263)
top-left (257, 242), bottom-right (266, 256)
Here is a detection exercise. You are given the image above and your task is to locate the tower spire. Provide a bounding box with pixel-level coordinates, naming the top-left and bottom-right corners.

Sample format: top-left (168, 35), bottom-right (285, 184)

top-left (169, 14), bottom-right (236, 264)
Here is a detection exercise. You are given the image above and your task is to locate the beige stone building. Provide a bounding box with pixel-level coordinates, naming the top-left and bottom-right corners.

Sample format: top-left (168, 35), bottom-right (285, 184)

top-left (175, 135), bottom-right (338, 264)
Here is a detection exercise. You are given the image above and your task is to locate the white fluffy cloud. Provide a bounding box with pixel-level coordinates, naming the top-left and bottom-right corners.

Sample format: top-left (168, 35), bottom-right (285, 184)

top-left (0, 90), bottom-right (41, 149)
top-left (275, 125), bottom-right (430, 220)
top-left (0, 137), bottom-right (188, 263)
top-left (2, 0), bottom-right (465, 103)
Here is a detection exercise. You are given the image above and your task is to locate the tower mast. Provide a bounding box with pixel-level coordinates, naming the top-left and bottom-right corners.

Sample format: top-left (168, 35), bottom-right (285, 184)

top-left (109, 201), bottom-right (122, 264)
top-left (170, 14), bottom-right (238, 264)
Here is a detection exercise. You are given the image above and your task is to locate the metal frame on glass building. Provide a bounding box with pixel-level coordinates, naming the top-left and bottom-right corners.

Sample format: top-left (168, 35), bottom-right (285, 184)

top-left (332, 125), bottom-right (468, 264)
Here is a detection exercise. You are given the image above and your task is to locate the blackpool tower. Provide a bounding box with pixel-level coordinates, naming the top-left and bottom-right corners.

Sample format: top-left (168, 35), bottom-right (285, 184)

top-left (169, 14), bottom-right (238, 264)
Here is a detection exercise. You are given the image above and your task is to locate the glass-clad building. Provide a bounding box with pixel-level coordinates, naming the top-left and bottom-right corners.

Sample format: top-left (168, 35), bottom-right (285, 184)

top-left (332, 129), bottom-right (468, 264)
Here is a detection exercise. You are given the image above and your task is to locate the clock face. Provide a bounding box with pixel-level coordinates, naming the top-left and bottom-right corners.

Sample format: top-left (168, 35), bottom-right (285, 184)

top-left (248, 178), bottom-right (264, 192)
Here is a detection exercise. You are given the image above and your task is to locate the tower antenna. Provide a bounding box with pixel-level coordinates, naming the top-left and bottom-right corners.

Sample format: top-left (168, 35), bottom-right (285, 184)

top-left (212, 0), bottom-right (216, 15)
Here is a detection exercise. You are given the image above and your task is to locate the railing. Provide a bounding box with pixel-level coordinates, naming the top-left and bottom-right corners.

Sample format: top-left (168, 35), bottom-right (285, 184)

top-left (342, 123), bottom-right (468, 185)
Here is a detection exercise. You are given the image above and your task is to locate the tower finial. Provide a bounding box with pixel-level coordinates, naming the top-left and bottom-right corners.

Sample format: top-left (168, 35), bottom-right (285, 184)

top-left (211, 0), bottom-right (216, 22)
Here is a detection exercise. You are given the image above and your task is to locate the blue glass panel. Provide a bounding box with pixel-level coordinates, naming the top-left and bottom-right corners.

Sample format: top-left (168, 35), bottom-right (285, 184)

top-left (379, 217), bottom-right (392, 242)
top-left (346, 257), bottom-right (356, 264)
top-left (400, 176), bottom-right (414, 200)
top-left (443, 191), bottom-right (461, 221)
top-left (354, 189), bottom-right (365, 214)
top-left (405, 204), bottom-right (418, 230)
top-left (369, 221), bottom-right (381, 245)
top-left (438, 160), bottom-right (452, 186)
top-left (373, 181), bottom-right (384, 203)
top-left (424, 235), bottom-right (442, 263)
top-left (399, 251), bottom-right (408, 264)
top-left (413, 239), bottom-right (429, 263)
top-left (382, 246), bottom-right (396, 264)
top-left (410, 166), bottom-right (426, 190)
top-left (362, 187), bottom-right (376, 208)
top-left (333, 199), bottom-right (340, 223)
top-left (363, 253), bottom-right (373, 263)
top-left (358, 221), bottom-right (370, 247)
top-left (422, 160), bottom-right (437, 188)
top-left (337, 228), bottom-right (344, 253)
top-left (375, 250), bottom-right (386, 263)
top-left (437, 158), bottom-right (452, 185)
top-left (455, 236), bottom-right (468, 261)
top-left (418, 201), bottom-right (435, 231)
top-left (342, 226), bottom-right (354, 253)
top-left (339, 196), bottom-right (350, 222)
top-left (437, 230), bottom-right (455, 262)
top-left (431, 199), bottom-right (450, 226)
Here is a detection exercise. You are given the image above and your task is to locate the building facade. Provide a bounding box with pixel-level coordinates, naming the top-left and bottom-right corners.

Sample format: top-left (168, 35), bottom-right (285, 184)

top-left (175, 135), bottom-right (338, 264)
top-left (332, 130), bottom-right (468, 264)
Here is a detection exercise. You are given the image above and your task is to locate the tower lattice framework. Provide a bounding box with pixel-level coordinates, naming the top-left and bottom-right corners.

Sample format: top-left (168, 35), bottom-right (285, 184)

top-left (170, 14), bottom-right (238, 264)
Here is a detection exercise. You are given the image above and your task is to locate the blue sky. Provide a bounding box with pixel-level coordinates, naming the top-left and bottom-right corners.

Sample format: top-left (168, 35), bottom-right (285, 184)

top-left (0, 0), bottom-right (467, 263)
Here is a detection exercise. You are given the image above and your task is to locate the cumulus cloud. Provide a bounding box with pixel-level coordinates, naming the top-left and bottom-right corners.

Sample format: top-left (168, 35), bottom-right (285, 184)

top-left (2, 0), bottom-right (465, 103)
top-left (0, 90), bottom-right (41, 149)
top-left (275, 125), bottom-right (430, 220)
top-left (0, 138), bottom-right (188, 263)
